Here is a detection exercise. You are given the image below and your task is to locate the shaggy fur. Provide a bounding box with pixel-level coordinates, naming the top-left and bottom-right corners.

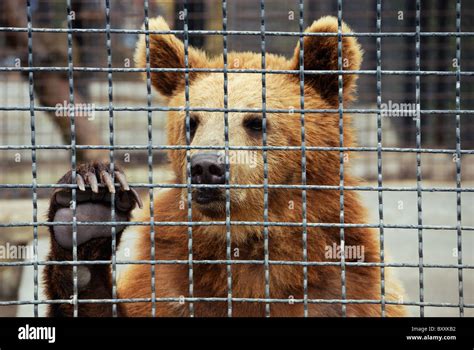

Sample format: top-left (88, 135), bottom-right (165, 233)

top-left (45, 16), bottom-right (407, 317)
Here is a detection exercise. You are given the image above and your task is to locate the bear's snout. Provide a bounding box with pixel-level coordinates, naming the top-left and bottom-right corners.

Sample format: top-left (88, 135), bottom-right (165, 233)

top-left (191, 153), bottom-right (225, 205)
top-left (191, 153), bottom-right (225, 185)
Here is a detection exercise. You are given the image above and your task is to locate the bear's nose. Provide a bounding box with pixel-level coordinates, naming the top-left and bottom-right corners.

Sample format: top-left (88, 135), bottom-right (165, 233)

top-left (191, 153), bottom-right (225, 185)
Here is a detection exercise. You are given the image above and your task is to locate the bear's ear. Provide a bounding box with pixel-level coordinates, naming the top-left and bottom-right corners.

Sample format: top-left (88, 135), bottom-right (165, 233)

top-left (289, 16), bottom-right (362, 105)
top-left (134, 17), bottom-right (209, 98)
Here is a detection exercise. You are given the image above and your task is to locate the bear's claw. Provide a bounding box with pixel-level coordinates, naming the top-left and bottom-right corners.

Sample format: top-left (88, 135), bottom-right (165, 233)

top-left (49, 162), bottom-right (142, 249)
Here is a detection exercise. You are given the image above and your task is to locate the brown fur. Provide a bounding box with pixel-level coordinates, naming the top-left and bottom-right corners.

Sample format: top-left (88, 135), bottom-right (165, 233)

top-left (119, 16), bottom-right (407, 317)
top-left (44, 16), bottom-right (407, 317)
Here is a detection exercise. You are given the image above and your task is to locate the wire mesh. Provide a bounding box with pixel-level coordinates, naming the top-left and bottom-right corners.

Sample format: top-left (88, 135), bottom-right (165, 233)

top-left (0, 0), bottom-right (473, 318)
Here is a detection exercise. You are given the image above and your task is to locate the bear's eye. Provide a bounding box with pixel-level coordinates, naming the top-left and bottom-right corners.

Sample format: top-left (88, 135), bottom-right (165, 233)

top-left (243, 116), bottom-right (263, 133)
top-left (188, 116), bottom-right (198, 137)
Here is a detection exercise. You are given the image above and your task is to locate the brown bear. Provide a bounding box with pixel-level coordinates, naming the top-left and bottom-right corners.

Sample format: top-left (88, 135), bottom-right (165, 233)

top-left (44, 16), bottom-right (407, 317)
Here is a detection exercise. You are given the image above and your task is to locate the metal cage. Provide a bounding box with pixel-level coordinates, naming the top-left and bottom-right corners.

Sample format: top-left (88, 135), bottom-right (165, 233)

top-left (0, 0), bottom-right (472, 318)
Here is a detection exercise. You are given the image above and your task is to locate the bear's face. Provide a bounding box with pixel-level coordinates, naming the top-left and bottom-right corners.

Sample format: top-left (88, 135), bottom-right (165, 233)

top-left (135, 16), bottom-right (362, 219)
top-left (166, 72), bottom-right (302, 217)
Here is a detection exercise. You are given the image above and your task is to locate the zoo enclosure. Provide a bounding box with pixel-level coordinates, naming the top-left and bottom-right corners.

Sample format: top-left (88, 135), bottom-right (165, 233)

top-left (0, 0), bottom-right (472, 317)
